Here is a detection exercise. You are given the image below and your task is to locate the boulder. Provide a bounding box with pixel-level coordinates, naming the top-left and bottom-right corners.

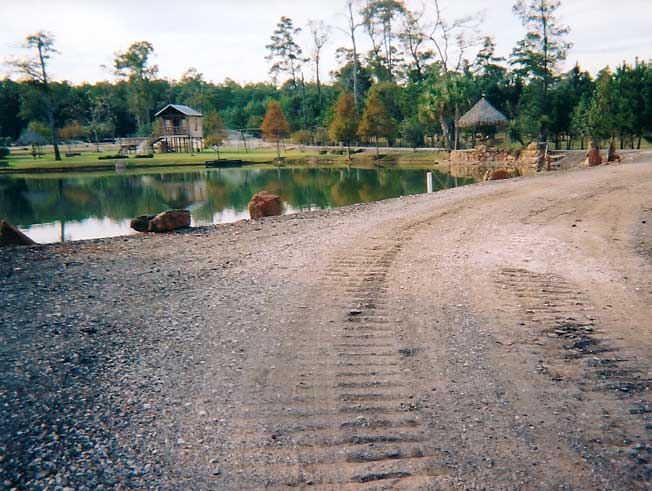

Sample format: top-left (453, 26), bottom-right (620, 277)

top-left (607, 141), bottom-right (621, 163)
top-left (248, 191), bottom-right (282, 220)
top-left (587, 140), bottom-right (602, 167)
top-left (148, 210), bottom-right (191, 232)
top-left (488, 169), bottom-right (511, 181)
top-left (130, 214), bottom-right (156, 232)
top-left (130, 210), bottom-right (191, 233)
top-left (0, 220), bottom-right (37, 246)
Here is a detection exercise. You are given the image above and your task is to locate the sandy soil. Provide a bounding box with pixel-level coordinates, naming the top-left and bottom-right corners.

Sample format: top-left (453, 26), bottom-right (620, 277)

top-left (1, 156), bottom-right (651, 490)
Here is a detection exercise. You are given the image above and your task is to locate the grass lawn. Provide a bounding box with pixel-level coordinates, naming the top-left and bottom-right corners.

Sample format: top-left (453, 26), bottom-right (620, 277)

top-left (1, 147), bottom-right (448, 173)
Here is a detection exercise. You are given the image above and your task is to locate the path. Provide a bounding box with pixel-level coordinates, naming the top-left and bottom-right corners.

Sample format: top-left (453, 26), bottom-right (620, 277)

top-left (1, 157), bottom-right (651, 490)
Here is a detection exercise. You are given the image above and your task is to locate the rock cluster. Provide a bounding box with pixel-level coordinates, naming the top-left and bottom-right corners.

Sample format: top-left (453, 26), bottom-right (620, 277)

top-left (0, 220), bottom-right (37, 246)
top-left (248, 191), bottom-right (282, 220)
top-left (130, 209), bottom-right (191, 233)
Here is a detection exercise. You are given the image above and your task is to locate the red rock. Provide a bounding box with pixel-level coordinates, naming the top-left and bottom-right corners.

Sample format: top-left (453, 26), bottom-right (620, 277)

top-left (0, 220), bottom-right (37, 246)
top-left (130, 214), bottom-right (156, 232)
top-left (587, 140), bottom-right (602, 167)
top-left (488, 169), bottom-right (511, 181)
top-left (147, 210), bottom-right (191, 233)
top-left (248, 191), bottom-right (282, 220)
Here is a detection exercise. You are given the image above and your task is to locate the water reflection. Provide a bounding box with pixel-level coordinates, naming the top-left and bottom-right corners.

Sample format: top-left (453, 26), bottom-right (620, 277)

top-left (0, 167), bottom-right (472, 243)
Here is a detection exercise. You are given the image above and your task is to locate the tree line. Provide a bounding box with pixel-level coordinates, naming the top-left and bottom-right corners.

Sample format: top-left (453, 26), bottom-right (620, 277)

top-left (2, 0), bottom-right (652, 161)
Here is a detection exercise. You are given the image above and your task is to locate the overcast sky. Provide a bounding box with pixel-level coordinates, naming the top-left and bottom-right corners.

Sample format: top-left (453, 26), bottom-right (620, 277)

top-left (1, 0), bottom-right (651, 86)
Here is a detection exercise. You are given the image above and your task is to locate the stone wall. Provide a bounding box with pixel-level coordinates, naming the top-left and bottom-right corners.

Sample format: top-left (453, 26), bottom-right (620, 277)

top-left (447, 143), bottom-right (542, 180)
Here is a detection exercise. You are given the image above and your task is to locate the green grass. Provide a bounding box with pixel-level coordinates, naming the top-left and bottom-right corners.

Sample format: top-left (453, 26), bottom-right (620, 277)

top-left (2, 147), bottom-right (448, 173)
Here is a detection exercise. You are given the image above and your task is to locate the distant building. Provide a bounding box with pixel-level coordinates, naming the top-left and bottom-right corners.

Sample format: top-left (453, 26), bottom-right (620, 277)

top-left (154, 104), bottom-right (204, 152)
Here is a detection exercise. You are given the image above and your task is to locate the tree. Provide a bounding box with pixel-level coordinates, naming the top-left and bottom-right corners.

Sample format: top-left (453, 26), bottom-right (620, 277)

top-left (262, 101), bottom-right (290, 159)
top-left (266, 17), bottom-right (306, 88)
top-left (400, 117), bottom-right (424, 150)
top-left (427, 0), bottom-right (482, 74)
top-left (204, 111), bottom-right (228, 158)
top-left (114, 41), bottom-right (158, 134)
top-left (10, 32), bottom-right (62, 160)
top-left (419, 73), bottom-right (471, 149)
top-left (398, 8), bottom-right (432, 82)
top-left (58, 120), bottom-right (83, 151)
top-left (361, 0), bottom-right (407, 81)
top-left (511, 0), bottom-right (571, 139)
top-left (357, 89), bottom-right (396, 157)
top-left (342, 0), bottom-right (364, 109)
top-left (308, 20), bottom-right (330, 100)
top-left (329, 93), bottom-right (359, 158)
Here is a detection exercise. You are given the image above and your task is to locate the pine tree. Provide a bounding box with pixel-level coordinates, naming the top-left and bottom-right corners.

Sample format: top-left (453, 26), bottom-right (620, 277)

top-left (10, 32), bottom-right (62, 160)
top-left (358, 90), bottom-right (396, 158)
top-left (262, 101), bottom-right (290, 159)
top-left (329, 93), bottom-right (359, 159)
top-left (511, 0), bottom-right (571, 139)
top-left (266, 17), bottom-right (306, 88)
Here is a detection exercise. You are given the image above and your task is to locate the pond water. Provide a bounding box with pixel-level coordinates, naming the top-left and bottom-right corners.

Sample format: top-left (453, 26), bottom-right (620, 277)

top-left (0, 166), bottom-right (472, 243)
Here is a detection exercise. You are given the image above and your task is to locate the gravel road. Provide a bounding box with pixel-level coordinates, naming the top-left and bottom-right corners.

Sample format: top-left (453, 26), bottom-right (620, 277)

top-left (2, 157), bottom-right (652, 490)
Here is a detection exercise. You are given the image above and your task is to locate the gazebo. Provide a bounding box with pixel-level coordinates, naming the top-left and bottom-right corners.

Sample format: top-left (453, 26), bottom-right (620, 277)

top-left (458, 97), bottom-right (508, 146)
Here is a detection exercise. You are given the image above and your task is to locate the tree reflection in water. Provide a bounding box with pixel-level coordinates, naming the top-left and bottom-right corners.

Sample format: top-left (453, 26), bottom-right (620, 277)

top-left (0, 167), bottom-right (472, 243)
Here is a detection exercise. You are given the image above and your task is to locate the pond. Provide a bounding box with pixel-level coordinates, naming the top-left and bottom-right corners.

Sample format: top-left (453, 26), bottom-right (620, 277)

top-left (0, 166), bottom-right (473, 243)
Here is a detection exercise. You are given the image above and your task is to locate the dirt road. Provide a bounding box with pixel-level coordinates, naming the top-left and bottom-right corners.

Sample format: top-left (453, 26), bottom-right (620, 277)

top-left (1, 158), bottom-right (652, 490)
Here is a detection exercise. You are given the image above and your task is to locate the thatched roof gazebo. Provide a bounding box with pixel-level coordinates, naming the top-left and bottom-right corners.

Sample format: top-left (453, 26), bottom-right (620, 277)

top-left (458, 97), bottom-right (509, 147)
top-left (458, 97), bottom-right (508, 130)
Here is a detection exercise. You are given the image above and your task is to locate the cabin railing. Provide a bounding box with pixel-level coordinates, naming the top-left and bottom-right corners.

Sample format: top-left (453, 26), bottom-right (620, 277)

top-left (159, 126), bottom-right (190, 136)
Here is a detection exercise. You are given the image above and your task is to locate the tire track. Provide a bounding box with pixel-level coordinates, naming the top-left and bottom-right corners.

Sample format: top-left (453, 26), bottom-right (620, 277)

top-left (224, 218), bottom-right (455, 489)
top-left (496, 267), bottom-right (652, 485)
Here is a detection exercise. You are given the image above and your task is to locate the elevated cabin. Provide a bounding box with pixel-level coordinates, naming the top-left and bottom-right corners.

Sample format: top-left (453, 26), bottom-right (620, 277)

top-left (154, 104), bottom-right (204, 152)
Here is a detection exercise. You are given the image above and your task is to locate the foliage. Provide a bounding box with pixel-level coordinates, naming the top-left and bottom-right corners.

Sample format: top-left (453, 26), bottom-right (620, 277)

top-left (204, 111), bottom-right (227, 147)
top-left (400, 118), bottom-right (424, 149)
top-left (58, 120), bottom-right (83, 141)
top-left (329, 93), bottom-right (359, 147)
top-left (292, 129), bottom-right (313, 145)
top-left (0, 147), bottom-right (10, 158)
top-left (262, 101), bottom-right (290, 141)
top-left (266, 17), bottom-right (306, 87)
top-left (9, 31), bottom-right (62, 160)
top-left (114, 41), bottom-right (157, 132)
top-left (2, 0), bottom-right (652, 153)
top-left (358, 89), bottom-right (396, 145)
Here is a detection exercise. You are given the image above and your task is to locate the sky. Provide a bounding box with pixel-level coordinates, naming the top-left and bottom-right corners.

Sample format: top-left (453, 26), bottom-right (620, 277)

top-left (1, 0), bottom-right (651, 86)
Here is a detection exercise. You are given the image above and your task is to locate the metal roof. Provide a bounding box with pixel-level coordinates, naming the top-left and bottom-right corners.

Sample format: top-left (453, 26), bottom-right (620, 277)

top-left (155, 104), bottom-right (203, 117)
top-left (458, 97), bottom-right (508, 128)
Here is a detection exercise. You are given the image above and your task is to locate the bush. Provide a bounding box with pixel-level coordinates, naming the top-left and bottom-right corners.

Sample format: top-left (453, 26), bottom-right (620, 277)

top-left (0, 147), bottom-right (10, 158)
top-left (135, 154), bottom-right (154, 159)
top-left (0, 160), bottom-right (8, 167)
top-left (98, 154), bottom-right (127, 160)
top-left (292, 130), bottom-right (312, 145)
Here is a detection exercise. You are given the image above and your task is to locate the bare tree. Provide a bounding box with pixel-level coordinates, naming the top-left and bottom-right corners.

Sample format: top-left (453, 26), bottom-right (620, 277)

top-left (9, 32), bottom-right (62, 160)
top-left (426, 0), bottom-right (483, 73)
top-left (341, 0), bottom-right (364, 110)
top-left (308, 20), bottom-right (331, 99)
top-left (399, 7), bottom-right (432, 81)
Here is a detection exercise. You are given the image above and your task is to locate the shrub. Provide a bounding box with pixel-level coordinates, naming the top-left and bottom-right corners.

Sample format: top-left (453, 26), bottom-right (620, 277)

top-left (292, 130), bottom-right (312, 145)
top-left (0, 147), bottom-right (10, 158)
top-left (98, 154), bottom-right (127, 160)
top-left (135, 154), bottom-right (154, 159)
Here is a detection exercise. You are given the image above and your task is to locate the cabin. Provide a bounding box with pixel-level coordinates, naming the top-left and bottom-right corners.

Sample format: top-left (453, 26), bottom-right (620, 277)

top-left (154, 104), bottom-right (204, 152)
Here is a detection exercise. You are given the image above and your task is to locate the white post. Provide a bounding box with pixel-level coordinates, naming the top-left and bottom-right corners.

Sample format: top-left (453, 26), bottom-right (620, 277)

top-left (426, 172), bottom-right (433, 193)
